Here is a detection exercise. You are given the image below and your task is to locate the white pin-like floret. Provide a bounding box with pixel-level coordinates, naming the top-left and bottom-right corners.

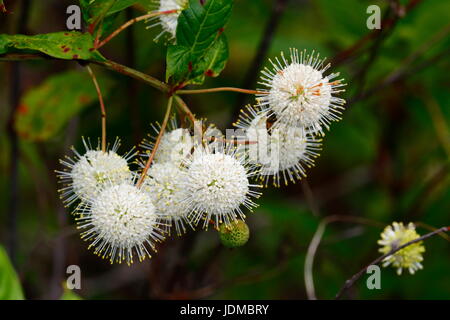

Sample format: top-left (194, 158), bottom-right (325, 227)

top-left (143, 162), bottom-right (192, 236)
top-left (235, 105), bottom-right (322, 187)
top-left (148, 0), bottom-right (189, 41)
top-left (378, 222), bottom-right (425, 275)
top-left (56, 138), bottom-right (135, 206)
top-left (76, 182), bottom-right (166, 265)
top-left (181, 145), bottom-right (261, 229)
top-left (141, 119), bottom-right (193, 166)
top-left (258, 48), bottom-right (346, 136)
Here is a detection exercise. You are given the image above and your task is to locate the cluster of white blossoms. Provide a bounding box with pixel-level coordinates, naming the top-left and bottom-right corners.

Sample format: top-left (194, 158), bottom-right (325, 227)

top-left (235, 105), bottom-right (322, 187)
top-left (58, 119), bottom-right (262, 264)
top-left (57, 48), bottom-right (349, 265)
top-left (234, 48), bottom-right (345, 186)
top-left (140, 120), bottom-right (261, 232)
top-left (179, 146), bottom-right (261, 229)
top-left (378, 222), bottom-right (425, 275)
top-left (57, 139), bottom-right (135, 205)
top-left (57, 138), bottom-right (166, 265)
top-left (257, 48), bottom-right (346, 135)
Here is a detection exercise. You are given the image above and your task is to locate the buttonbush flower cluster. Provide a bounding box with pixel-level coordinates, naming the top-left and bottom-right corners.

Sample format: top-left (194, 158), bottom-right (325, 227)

top-left (57, 47), bottom-right (349, 265)
top-left (235, 48), bottom-right (345, 186)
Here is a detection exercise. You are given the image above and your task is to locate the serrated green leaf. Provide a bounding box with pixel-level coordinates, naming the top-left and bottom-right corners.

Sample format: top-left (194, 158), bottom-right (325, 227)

top-left (0, 245), bottom-right (24, 300)
top-left (15, 70), bottom-right (113, 141)
top-left (166, 0), bottom-right (233, 84)
top-left (0, 32), bottom-right (105, 61)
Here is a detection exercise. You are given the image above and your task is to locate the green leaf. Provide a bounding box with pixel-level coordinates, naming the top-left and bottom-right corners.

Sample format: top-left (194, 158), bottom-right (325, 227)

top-left (0, 31), bottom-right (105, 61)
top-left (167, 34), bottom-right (229, 84)
top-left (15, 70), bottom-right (113, 141)
top-left (0, 245), bottom-right (24, 300)
top-left (60, 288), bottom-right (83, 300)
top-left (166, 0), bottom-right (233, 84)
top-left (80, 0), bottom-right (117, 32)
top-left (189, 33), bottom-right (229, 84)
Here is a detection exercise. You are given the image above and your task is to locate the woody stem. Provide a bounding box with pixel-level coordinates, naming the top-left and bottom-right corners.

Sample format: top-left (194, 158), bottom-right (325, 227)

top-left (177, 87), bottom-right (265, 95)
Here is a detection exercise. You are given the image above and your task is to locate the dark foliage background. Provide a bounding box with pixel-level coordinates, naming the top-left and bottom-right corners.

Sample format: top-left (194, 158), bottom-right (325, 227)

top-left (0, 0), bottom-right (449, 299)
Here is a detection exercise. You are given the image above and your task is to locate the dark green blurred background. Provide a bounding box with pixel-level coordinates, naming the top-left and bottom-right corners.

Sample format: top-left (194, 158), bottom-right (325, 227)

top-left (0, 0), bottom-right (449, 299)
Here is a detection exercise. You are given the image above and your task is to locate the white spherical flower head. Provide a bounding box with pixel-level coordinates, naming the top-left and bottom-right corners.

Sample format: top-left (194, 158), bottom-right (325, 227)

top-left (141, 121), bottom-right (193, 166)
top-left (156, 128), bottom-right (193, 164)
top-left (182, 148), bottom-right (261, 229)
top-left (143, 163), bottom-right (191, 235)
top-left (258, 48), bottom-right (346, 135)
top-left (151, 0), bottom-right (189, 40)
top-left (57, 138), bottom-right (135, 206)
top-left (378, 222), bottom-right (425, 275)
top-left (77, 183), bottom-right (165, 265)
top-left (235, 105), bottom-right (322, 187)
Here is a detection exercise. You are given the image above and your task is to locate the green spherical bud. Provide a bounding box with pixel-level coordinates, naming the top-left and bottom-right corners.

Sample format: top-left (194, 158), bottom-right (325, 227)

top-left (219, 220), bottom-right (250, 248)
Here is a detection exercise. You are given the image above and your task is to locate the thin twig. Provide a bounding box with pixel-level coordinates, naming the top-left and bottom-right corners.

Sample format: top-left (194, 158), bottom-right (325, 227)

top-left (304, 221), bottom-right (326, 300)
top-left (86, 66), bottom-right (107, 152)
top-left (334, 226), bottom-right (450, 300)
top-left (177, 87), bottom-right (264, 95)
top-left (352, 1), bottom-right (400, 93)
top-left (350, 23), bottom-right (450, 105)
top-left (330, 0), bottom-right (424, 66)
top-left (0, 53), bottom-right (171, 93)
top-left (96, 10), bottom-right (177, 49)
top-left (93, 59), bottom-right (169, 93)
top-left (174, 95), bottom-right (203, 136)
top-left (304, 215), bottom-right (384, 300)
top-left (207, 136), bottom-right (258, 145)
top-left (136, 96), bottom-right (173, 188)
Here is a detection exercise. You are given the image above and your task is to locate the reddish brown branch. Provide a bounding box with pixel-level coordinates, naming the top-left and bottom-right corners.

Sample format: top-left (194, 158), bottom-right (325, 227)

top-left (136, 96), bottom-right (173, 188)
top-left (86, 66), bottom-right (107, 153)
top-left (96, 10), bottom-right (178, 49)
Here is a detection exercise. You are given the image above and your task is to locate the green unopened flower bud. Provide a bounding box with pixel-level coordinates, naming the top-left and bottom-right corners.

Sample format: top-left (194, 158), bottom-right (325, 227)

top-left (219, 220), bottom-right (250, 248)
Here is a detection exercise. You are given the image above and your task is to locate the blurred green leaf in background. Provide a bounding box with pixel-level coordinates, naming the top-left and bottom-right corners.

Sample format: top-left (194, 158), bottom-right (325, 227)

top-left (0, 245), bottom-right (24, 300)
top-left (15, 70), bottom-right (113, 141)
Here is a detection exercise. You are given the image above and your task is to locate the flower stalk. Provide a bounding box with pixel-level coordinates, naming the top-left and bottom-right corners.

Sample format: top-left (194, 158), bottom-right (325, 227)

top-left (86, 65), bottom-right (107, 153)
top-left (136, 96), bottom-right (173, 188)
top-left (96, 10), bottom-right (178, 49)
